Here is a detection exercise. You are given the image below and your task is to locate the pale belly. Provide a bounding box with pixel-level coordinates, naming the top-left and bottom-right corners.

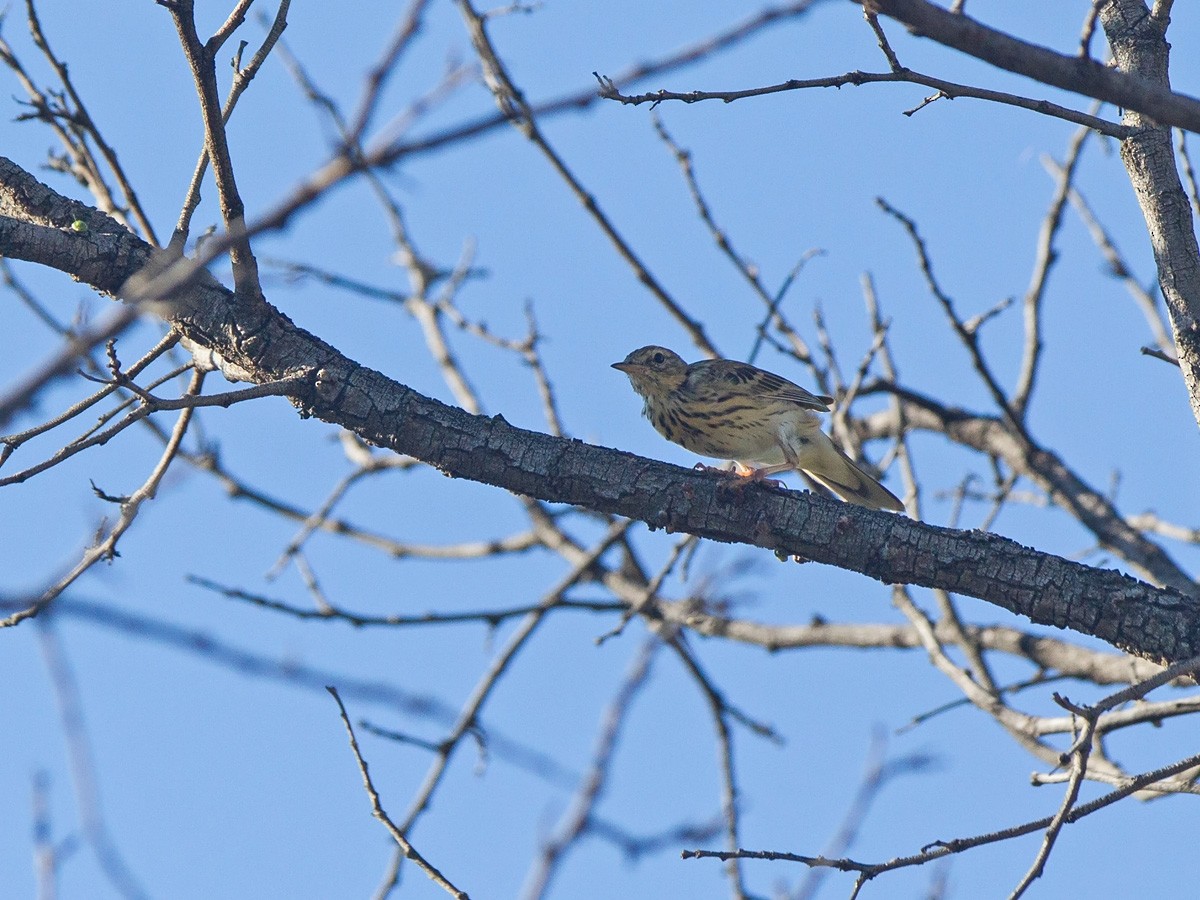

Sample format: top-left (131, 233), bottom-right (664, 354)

top-left (643, 397), bottom-right (818, 468)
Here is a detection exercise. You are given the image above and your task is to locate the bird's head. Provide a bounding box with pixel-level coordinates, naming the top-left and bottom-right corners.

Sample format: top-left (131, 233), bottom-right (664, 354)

top-left (612, 345), bottom-right (688, 395)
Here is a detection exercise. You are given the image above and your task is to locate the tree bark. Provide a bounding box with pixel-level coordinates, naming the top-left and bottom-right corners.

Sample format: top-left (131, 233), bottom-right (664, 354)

top-left (3, 155), bottom-right (1199, 665)
top-left (1101, 0), bottom-right (1200, 430)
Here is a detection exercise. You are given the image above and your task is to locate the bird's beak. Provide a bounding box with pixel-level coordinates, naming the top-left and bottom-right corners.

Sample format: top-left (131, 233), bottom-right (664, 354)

top-left (611, 361), bottom-right (634, 373)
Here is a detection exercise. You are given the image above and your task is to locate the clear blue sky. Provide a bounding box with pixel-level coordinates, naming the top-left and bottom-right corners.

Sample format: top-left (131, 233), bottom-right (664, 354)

top-left (4, 2), bottom-right (1200, 898)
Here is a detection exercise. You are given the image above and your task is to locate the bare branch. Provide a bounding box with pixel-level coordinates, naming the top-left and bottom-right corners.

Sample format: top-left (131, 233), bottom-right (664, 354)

top-left (1041, 155), bottom-right (1175, 357)
top-left (166, 0), bottom-right (279, 297)
top-left (1013, 120), bottom-right (1095, 414)
top-left (859, 0), bottom-right (1200, 134)
top-left (599, 67), bottom-right (1130, 139)
top-left (2, 371), bottom-right (206, 625)
top-left (5, 154), bottom-right (1200, 661)
top-left (682, 747), bottom-right (1200, 881)
top-left (176, 0), bottom-right (292, 242)
top-left (189, 574), bottom-right (619, 627)
top-left (1099, 1), bottom-right (1200, 432)
top-left (521, 638), bottom-right (659, 899)
top-left (456, 0), bottom-right (716, 357)
top-left (858, 385), bottom-right (1195, 594)
top-left (326, 687), bottom-right (470, 899)
top-left (650, 114), bottom-right (818, 367)
top-left (395, 522), bottom-right (631, 835)
top-left (36, 620), bottom-right (150, 900)
top-left (14, 0), bottom-right (158, 241)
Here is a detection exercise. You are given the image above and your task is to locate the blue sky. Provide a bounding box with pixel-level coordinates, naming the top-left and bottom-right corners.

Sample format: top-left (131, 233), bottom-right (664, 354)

top-left (4, 2), bottom-right (1200, 898)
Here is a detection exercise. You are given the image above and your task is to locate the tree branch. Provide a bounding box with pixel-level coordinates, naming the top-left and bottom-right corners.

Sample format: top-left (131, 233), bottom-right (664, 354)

top-left (859, 0), bottom-right (1200, 134)
top-left (1099, 0), bottom-right (1200, 432)
top-left (3, 155), bottom-right (1199, 664)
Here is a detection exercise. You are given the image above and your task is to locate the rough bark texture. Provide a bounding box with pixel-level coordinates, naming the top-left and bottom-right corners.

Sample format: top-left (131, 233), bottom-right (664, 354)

top-left (3, 155), bottom-right (1200, 665)
top-left (859, 388), bottom-right (1196, 595)
top-left (1101, 0), bottom-right (1200, 432)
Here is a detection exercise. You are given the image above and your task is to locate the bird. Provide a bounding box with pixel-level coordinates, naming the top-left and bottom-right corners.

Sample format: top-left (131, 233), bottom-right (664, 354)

top-left (612, 345), bottom-right (904, 511)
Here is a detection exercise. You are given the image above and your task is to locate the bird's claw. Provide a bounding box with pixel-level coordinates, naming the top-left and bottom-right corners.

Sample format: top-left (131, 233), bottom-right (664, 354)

top-left (694, 462), bottom-right (786, 497)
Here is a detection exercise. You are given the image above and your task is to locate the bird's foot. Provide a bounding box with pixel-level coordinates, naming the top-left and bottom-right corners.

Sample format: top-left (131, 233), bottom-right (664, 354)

top-left (734, 464), bottom-right (787, 491)
top-left (696, 463), bottom-right (786, 497)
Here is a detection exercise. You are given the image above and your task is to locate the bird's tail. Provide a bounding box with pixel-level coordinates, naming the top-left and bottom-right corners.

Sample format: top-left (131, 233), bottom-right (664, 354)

top-left (802, 433), bottom-right (904, 512)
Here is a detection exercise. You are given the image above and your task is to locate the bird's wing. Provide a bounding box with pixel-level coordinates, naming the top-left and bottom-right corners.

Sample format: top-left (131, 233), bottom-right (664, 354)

top-left (688, 361), bottom-right (831, 410)
top-left (753, 368), bottom-right (833, 410)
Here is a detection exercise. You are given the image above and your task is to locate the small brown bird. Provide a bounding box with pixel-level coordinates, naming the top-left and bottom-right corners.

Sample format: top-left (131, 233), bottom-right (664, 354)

top-left (613, 345), bottom-right (903, 511)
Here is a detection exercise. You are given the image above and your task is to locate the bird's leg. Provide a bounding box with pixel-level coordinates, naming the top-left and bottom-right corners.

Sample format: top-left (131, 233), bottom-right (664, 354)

top-left (692, 461), bottom-right (791, 496)
top-left (734, 446), bottom-right (801, 489)
top-left (743, 469), bottom-right (788, 491)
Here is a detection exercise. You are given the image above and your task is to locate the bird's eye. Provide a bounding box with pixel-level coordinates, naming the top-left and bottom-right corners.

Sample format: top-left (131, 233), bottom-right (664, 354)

top-left (652, 351), bottom-right (665, 365)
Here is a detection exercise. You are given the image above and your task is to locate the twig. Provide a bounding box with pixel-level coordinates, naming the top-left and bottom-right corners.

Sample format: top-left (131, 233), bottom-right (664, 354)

top-left (109, 4), bottom-right (828, 315)
top-left (395, 522), bottom-right (632, 836)
top-left (1, 329), bottom-right (179, 461)
top-left (891, 585), bottom-right (1062, 769)
top-left (1041, 154), bottom-right (1174, 357)
top-left (597, 533), bottom-right (697, 644)
top-left (651, 114), bottom-right (818, 367)
top-left (520, 301), bottom-right (565, 436)
top-left (597, 69), bottom-right (1130, 140)
top-left (455, 0), bottom-right (716, 357)
top-left (0, 306), bottom-right (147, 434)
top-left (326, 687), bottom-right (470, 899)
top-left (669, 638), bottom-right (749, 899)
top-left (2, 371), bottom-right (207, 626)
top-left (1, 373), bottom-right (306, 487)
top-left (1078, 0), bottom-right (1104, 59)
top-left (1013, 118), bottom-right (1094, 415)
top-left (1010, 705), bottom-right (1091, 897)
top-left (36, 620), bottom-right (150, 900)
top-left (681, 748), bottom-right (1200, 880)
top-left (190, 573), bottom-right (621, 627)
top-left (876, 197), bottom-right (1024, 433)
top-left (860, 0), bottom-right (1200, 135)
top-left (175, 0), bottom-right (292, 242)
top-left (345, 0), bottom-right (434, 144)
top-left (20, 0), bottom-right (158, 241)
top-left (166, 0), bottom-right (279, 297)
top-left (521, 637), bottom-right (659, 899)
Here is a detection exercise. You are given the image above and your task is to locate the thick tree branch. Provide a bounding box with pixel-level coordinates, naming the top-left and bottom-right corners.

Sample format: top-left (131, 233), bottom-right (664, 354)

top-left (856, 383), bottom-right (1195, 595)
top-left (859, 0), bottom-right (1200, 135)
top-left (1099, 1), bottom-right (1200, 432)
top-left (3, 156), bottom-right (1200, 664)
